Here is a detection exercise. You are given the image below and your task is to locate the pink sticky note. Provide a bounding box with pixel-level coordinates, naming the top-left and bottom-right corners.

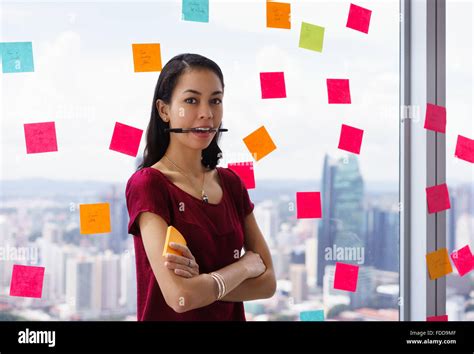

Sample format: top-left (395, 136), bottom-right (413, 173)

top-left (424, 103), bottom-right (446, 133)
top-left (327, 79), bottom-right (351, 104)
top-left (426, 183), bottom-right (451, 214)
top-left (450, 245), bottom-right (474, 277)
top-left (228, 162), bottom-right (255, 189)
top-left (334, 262), bottom-right (359, 292)
top-left (296, 192), bottom-right (322, 219)
top-left (109, 122), bottom-right (143, 157)
top-left (427, 315), bottom-right (448, 322)
top-left (454, 135), bottom-right (474, 163)
top-left (346, 3), bottom-right (372, 34)
top-left (338, 124), bottom-right (364, 154)
top-left (10, 264), bottom-right (45, 298)
top-left (260, 72), bottom-right (286, 99)
top-left (23, 122), bottom-right (58, 154)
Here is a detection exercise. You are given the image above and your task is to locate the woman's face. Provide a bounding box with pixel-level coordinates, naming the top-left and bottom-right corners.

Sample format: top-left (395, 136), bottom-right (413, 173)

top-left (159, 68), bottom-right (224, 150)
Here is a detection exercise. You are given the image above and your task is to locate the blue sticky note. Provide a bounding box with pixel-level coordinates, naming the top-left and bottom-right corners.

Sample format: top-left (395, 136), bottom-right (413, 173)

top-left (182, 0), bottom-right (209, 23)
top-left (1, 42), bottom-right (34, 73)
top-left (300, 310), bottom-right (324, 321)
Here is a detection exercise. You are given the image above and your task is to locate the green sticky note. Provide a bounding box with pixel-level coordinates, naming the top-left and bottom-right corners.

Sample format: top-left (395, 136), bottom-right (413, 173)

top-left (300, 310), bottom-right (324, 321)
top-left (182, 0), bottom-right (209, 23)
top-left (299, 22), bottom-right (325, 53)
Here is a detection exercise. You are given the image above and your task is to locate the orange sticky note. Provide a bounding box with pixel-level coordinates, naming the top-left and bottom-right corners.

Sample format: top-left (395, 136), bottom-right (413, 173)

top-left (163, 225), bottom-right (187, 256)
top-left (426, 248), bottom-right (453, 280)
top-left (79, 203), bottom-right (111, 234)
top-left (266, 2), bottom-right (291, 29)
top-left (243, 126), bottom-right (277, 161)
top-left (132, 43), bottom-right (162, 72)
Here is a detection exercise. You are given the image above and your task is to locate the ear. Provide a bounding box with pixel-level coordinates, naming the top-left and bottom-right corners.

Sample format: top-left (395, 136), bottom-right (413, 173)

top-left (156, 99), bottom-right (170, 121)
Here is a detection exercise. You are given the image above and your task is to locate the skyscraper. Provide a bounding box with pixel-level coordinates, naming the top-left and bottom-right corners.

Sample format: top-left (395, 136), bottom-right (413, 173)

top-left (317, 154), bottom-right (365, 287)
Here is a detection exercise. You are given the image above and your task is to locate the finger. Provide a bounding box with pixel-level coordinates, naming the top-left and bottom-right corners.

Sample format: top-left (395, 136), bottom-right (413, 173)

top-left (169, 243), bottom-right (195, 260)
top-left (174, 268), bottom-right (193, 278)
top-left (165, 261), bottom-right (199, 276)
top-left (165, 253), bottom-right (193, 266)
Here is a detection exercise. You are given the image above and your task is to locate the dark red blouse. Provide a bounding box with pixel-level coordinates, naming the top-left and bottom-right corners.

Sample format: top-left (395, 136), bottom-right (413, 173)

top-left (125, 166), bottom-right (254, 321)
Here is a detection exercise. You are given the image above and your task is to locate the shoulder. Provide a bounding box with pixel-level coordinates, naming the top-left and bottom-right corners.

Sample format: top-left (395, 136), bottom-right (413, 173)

top-left (217, 166), bottom-right (244, 187)
top-left (126, 167), bottom-right (168, 199)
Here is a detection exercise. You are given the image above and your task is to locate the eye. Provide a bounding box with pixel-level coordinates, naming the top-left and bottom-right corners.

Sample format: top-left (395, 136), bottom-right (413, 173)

top-left (212, 98), bottom-right (222, 105)
top-left (184, 98), bottom-right (197, 104)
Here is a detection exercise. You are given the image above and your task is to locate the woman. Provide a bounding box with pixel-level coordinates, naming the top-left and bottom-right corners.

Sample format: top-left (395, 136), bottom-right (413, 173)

top-left (125, 53), bottom-right (276, 321)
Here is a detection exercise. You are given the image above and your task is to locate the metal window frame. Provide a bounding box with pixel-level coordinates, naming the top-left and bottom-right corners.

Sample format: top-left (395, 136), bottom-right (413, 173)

top-left (400, 0), bottom-right (446, 321)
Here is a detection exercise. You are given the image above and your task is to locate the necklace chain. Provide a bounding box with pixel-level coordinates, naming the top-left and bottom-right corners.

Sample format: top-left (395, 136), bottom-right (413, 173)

top-left (163, 155), bottom-right (209, 203)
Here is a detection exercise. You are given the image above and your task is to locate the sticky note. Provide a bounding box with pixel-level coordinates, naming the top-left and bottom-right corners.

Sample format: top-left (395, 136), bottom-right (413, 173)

top-left (424, 103), bottom-right (446, 133)
top-left (299, 22), bottom-right (325, 53)
top-left (427, 315), bottom-right (448, 322)
top-left (296, 192), bottom-right (322, 219)
top-left (346, 3), bottom-right (372, 34)
top-left (1, 42), bottom-right (34, 73)
top-left (243, 126), bottom-right (277, 161)
top-left (228, 162), bottom-right (256, 189)
top-left (338, 124), bottom-right (364, 155)
top-left (334, 262), bottom-right (359, 292)
top-left (266, 1), bottom-right (291, 29)
top-left (450, 245), bottom-right (474, 277)
top-left (260, 72), bottom-right (287, 99)
top-left (327, 79), bottom-right (351, 104)
top-left (109, 122), bottom-right (143, 157)
top-left (426, 183), bottom-right (451, 214)
top-left (300, 310), bottom-right (324, 321)
top-left (426, 248), bottom-right (453, 280)
top-left (132, 43), bottom-right (162, 72)
top-left (23, 122), bottom-right (58, 154)
top-left (454, 135), bottom-right (474, 163)
top-left (10, 265), bottom-right (45, 298)
top-left (79, 203), bottom-right (111, 234)
top-left (163, 226), bottom-right (187, 256)
top-left (182, 0), bottom-right (209, 23)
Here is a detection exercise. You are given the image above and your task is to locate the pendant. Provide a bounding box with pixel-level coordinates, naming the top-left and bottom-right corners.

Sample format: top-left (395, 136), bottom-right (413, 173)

top-left (202, 190), bottom-right (209, 203)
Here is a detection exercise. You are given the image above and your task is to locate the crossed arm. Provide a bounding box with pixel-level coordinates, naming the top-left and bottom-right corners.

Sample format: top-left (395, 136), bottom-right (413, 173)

top-left (139, 210), bottom-right (276, 313)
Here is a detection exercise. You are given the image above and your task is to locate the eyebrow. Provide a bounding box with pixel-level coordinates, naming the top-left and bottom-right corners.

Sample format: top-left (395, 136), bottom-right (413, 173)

top-left (182, 89), bottom-right (223, 95)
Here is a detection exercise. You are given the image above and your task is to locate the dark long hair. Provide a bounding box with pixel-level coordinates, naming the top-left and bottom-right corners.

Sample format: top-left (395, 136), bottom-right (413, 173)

top-left (137, 53), bottom-right (225, 171)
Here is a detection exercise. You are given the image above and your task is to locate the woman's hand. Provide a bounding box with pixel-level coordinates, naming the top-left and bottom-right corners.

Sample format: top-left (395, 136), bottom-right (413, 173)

top-left (240, 250), bottom-right (266, 279)
top-left (164, 242), bottom-right (200, 278)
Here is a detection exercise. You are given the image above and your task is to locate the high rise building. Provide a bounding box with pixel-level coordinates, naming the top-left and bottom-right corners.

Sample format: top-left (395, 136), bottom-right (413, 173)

top-left (317, 154), bottom-right (365, 287)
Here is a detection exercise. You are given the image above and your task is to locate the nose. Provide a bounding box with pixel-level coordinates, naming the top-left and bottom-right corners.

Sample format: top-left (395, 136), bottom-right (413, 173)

top-left (198, 103), bottom-right (213, 120)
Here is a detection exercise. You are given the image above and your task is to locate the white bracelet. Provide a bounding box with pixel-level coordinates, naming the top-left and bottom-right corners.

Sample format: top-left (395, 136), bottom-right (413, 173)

top-left (210, 273), bottom-right (223, 300)
top-left (211, 272), bottom-right (226, 299)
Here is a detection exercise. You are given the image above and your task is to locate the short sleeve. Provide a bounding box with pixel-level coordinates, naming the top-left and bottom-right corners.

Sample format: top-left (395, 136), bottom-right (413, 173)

top-left (225, 168), bottom-right (255, 218)
top-left (125, 169), bottom-right (171, 236)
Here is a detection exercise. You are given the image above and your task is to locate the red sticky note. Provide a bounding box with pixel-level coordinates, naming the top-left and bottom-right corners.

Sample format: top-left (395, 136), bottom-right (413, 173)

top-left (454, 135), bottom-right (474, 163)
top-left (334, 262), bottom-right (359, 292)
top-left (109, 122), bottom-right (143, 157)
top-left (450, 245), bottom-right (474, 277)
top-left (228, 162), bottom-right (255, 189)
top-left (296, 192), bottom-right (322, 219)
top-left (327, 79), bottom-right (351, 104)
top-left (338, 124), bottom-right (364, 154)
top-left (346, 3), bottom-right (372, 34)
top-left (23, 122), bottom-right (58, 154)
top-left (10, 264), bottom-right (45, 298)
top-left (427, 315), bottom-right (448, 322)
top-left (424, 103), bottom-right (446, 133)
top-left (426, 183), bottom-right (451, 214)
top-left (260, 72), bottom-right (286, 99)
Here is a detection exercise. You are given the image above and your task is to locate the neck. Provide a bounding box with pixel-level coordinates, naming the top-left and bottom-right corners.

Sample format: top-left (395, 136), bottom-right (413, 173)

top-left (163, 139), bottom-right (207, 178)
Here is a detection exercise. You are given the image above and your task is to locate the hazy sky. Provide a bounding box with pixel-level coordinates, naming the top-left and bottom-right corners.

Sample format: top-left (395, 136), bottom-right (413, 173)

top-left (0, 0), bottom-right (471, 185)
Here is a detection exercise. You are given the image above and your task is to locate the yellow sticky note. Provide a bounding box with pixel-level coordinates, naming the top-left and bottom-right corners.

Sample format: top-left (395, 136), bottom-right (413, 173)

top-left (266, 2), bottom-right (291, 29)
top-left (132, 43), bottom-right (162, 72)
top-left (426, 248), bottom-right (453, 280)
top-left (79, 203), bottom-right (111, 234)
top-left (163, 225), bottom-right (187, 257)
top-left (243, 125), bottom-right (277, 161)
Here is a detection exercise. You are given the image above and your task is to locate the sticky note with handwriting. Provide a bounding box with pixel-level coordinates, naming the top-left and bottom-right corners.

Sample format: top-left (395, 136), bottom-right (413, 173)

top-left (24, 122), bottom-right (58, 154)
top-left (10, 265), bottom-right (45, 298)
top-left (80, 203), bottom-right (111, 234)
top-left (426, 248), bottom-right (453, 280)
